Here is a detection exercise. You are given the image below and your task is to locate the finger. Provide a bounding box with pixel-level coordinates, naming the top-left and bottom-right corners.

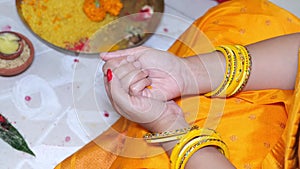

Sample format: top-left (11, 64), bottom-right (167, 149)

top-left (131, 79), bottom-right (168, 101)
top-left (107, 71), bottom-right (138, 120)
top-left (102, 57), bottom-right (127, 76)
top-left (103, 68), bottom-right (143, 120)
top-left (141, 88), bottom-right (153, 98)
top-left (146, 87), bottom-right (168, 101)
top-left (120, 69), bottom-right (148, 93)
top-left (109, 72), bottom-right (166, 123)
top-left (103, 72), bottom-right (115, 110)
top-left (129, 78), bottom-right (152, 96)
top-left (100, 46), bottom-right (148, 61)
top-left (110, 99), bottom-right (132, 120)
top-left (104, 73), bottom-right (131, 119)
top-left (114, 62), bottom-right (144, 80)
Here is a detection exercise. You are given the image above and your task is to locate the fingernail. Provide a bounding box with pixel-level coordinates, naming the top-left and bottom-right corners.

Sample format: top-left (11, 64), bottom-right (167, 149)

top-left (107, 69), bottom-right (113, 82)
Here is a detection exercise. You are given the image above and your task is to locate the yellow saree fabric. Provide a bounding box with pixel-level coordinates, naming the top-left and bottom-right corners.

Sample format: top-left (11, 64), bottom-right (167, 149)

top-left (55, 0), bottom-right (300, 168)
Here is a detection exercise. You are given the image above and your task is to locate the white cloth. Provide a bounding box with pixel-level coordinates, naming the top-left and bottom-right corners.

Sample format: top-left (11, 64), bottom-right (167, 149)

top-left (0, 1), bottom-right (199, 168)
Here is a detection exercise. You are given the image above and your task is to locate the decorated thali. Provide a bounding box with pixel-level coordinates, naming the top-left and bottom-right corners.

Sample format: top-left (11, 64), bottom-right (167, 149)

top-left (16, 0), bottom-right (164, 55)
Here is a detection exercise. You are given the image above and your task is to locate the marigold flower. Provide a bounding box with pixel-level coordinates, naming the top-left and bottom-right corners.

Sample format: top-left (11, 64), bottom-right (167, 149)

top-left (83, 0), bottom-right (123, 22)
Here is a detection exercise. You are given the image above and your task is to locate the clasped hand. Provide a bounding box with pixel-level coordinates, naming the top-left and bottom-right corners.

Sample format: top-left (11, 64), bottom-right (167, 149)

top-left (101, 46), bottom-right (193, 133)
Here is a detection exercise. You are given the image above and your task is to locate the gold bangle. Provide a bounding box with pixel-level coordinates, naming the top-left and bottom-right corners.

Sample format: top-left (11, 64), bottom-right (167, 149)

top-left (143, 126), bottom-right (193, 143)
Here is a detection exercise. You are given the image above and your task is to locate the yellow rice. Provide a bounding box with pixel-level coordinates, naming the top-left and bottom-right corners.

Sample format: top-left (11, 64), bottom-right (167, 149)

top-left (20, 0), bottom-right (116, 50)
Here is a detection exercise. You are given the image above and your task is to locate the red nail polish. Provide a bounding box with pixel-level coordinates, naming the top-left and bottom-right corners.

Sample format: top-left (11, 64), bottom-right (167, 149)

top-left (107, 69), bottom-right (112, 82)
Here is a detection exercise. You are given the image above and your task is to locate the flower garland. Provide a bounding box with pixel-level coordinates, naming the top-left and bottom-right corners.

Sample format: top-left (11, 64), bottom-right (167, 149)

top-left (0, 113), bottom-right (35, 156)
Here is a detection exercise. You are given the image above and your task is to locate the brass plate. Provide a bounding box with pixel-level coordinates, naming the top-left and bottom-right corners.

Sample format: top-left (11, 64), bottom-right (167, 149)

top-left (16, 0), bottom-right (164, 55)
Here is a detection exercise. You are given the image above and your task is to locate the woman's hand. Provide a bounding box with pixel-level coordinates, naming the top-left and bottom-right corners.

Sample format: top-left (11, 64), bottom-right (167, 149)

top-left (101, 46), bottom-right (202, 101)
top-left (103, 62), bottom-right (188, 133)
top-left (101, 47), bottom-right (235, 168)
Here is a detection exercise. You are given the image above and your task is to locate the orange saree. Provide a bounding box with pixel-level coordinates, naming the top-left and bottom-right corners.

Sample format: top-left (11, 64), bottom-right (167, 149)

top-left (55, 0), bottom-right (300, 168)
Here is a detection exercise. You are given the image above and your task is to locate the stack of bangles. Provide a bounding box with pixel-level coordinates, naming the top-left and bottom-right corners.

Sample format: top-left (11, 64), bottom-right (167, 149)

top-left (205, 44), bottom-right (252, 97)
top-left (143, 45), bottom-right (251, 168)
top-left (143, 126), bottom-right (229, 169)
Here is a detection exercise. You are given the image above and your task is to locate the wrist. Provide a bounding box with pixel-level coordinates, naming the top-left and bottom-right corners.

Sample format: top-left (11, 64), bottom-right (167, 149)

top-left (181, 56), bottom-right (210, 95)
top-left (185, 146), bottom-right (234, 169)
top-left (160, 120), bottom-right (190, 154)
top-left (142, 101), bottom-right (188, 133)
top-left (182, 51), bottom-right (226, 95)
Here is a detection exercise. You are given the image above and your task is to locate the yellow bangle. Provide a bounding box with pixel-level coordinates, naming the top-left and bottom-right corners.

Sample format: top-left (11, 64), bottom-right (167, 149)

top-left (177, 136), bottom-right (229, 169)
top-left (204, 46), bottom-right (236, 97)
top-left (217, 45), bottom-right (239, 97)
top-left (170, 127), bottom-right (229, 169)
top-left (223, 45), bottom-right (244, 96)
top-left (204, 44), bottom-right (252, 97)
top-left (231, 45), bottom-right (252, 95)
top-left (170, 127), bottom-right (219, 166)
